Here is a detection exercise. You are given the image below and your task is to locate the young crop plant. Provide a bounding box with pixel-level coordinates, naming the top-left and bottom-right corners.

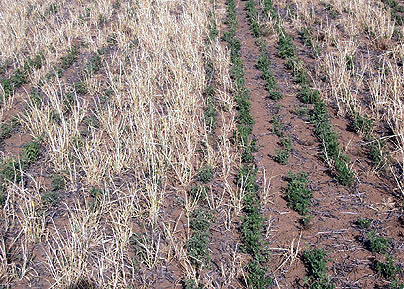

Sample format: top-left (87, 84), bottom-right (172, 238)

top-left (186, 208), bottom-right (212, 269)
top-left (351, 112), bottom-right (372, 137)
top-left (22, 139), bottom-right (41, 166)
top-left (286, 171), bottom-right (313, 215)
top-left (368, 139), bottom-right (388, 169)
top-left (367, 231), bottom-right (390, 254)
top-left (302, 248), bottom-right (335, 289)
top-left (198, 165), bottom-right (213, 184)
top-left (246, 0), bottom-right (283, 101)
top-left (61, 45), bottom-right (79, 69)
top-left (86, 53), bottom-right (102, 76)
top-left (355, 217), bottom-right (372, 229)
top-left (375, 255), bottom-right (401, 280)
top-left (274, 135), bottom-right (292, 165)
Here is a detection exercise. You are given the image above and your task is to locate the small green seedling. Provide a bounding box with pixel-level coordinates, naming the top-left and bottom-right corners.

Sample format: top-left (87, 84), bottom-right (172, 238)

top-left (368, 231), bottom-right (390, 254)
top-left (355, 218), bottom-right (372, 229)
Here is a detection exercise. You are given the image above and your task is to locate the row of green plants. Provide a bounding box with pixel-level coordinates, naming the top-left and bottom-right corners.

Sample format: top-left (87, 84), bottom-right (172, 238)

top-left (224, 0), bottom-right (272, 287)
top-left (354, 218), bottom-right (403, 288)
top-left (298, 21), bottom-right (389, 172)
top-left (183, 11), bottom-right (218, 288)
top-left (245, 0), bottom-right (293, 166)
top-left (264, 0), bottom-right (354, 187)
top-left (0, 53), bottom-right (44, 103)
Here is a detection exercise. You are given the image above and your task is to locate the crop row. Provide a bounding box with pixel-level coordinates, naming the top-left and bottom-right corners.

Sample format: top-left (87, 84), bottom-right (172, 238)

top-left (224, 0), bottom-right (272, 287)
top-left (263, 0), bottom-right (354, 187)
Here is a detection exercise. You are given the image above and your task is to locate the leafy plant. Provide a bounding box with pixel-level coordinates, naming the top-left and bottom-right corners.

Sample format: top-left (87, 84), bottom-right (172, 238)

top-left (198, 166), bottom-right (213, 183)
top-left (74, 81), bottom-right (87, 95)
top-left (61, 45), bottom-right (79, 69)
top-left (86, 54), bottom-right (102, 76)
top-left (274, 136), bottom-right (292, 165)
top-left (51, 174), bottom-right (65, 191)
top-left (187, 208), bottom-right (211, 268)
top-left (286, 171), bottom-right (312, 215)
top-left (245, 259), bottom-right (273, 288)
top-left (375, 255), bottom-right (401, 279)
top-left (367, 231), bottom-right (390, 254)
top-left (302, 248), bottom-right (335, 289)
top-left (22, 140), bottom-right (41, 165)
top-left (41, 190), bottom-right (60, 206)
top-left (355, 218), bottom-right (372, 229)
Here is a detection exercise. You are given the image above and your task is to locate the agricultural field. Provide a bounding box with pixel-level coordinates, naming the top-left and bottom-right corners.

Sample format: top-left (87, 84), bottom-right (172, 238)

top-left (0, 0), bottom-right (403, 288)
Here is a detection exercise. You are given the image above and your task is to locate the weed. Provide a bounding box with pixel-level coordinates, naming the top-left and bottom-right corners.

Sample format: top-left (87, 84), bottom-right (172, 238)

top-left (375, 255), bottom-right (401, 279)
top-left (367, 231), bottom-right (390, 254)
top-left (66, 279), bottom-right (96, 289)
top-left (286, 171), bottom-right (313, 215)
top-left (355, 218), bottom-right (372, 229)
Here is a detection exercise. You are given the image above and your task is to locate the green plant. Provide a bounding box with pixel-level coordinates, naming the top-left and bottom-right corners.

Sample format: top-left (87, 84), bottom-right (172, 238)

top-left (22, 140), bottom-right (41, 165)
top-left (245, 259), bottom-right (272, 288)
top-left (390, 280), bottom-right (404, 289)
top-left (41, 190), bottom-right (60, 206)
top-left (24, 53), bottom-right (43, 73)
top-left (369, 139), bottom-right (388, 168)
top-left (61, 45), bottom-right (79, 69)
top-left (345, 55), bottom-right (355, 71)
top-left (274, 136), bottom-right (292, 165)
top-left (187, 208), bottom-right (211, 268)
top-left (30, 88), bottom-right (42, 107)
top-left (367, 231), bottom-right (390, 254)
top-left (352, 112), bottom-right (372, 136)
top-left (302, 248), bottom-right (334, 289)
top-left (286, 171), bottom-right (313, 215)
top-left (198, 166), bottom-right (213, 183)
top-left (188, 185), bottom-right (209, 203)
top-left (0, 123), bottom-right (11, 140)
top-left (375, 255), bottom-right (401, 279)
top-left (0, 160), bottom-right (21, 183)
top-left (86, 54), bottom-right (102, 76)
top-left (74, 81), bottom-right (87, 95)
top-left (355, 218), bottom-right (372, 229)
top-left (182, 279), bottom-right (204, 289)
top-left (271, 116), bottom-right (284, 137)
top-left (51, 174), bottom-right (65, 191)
